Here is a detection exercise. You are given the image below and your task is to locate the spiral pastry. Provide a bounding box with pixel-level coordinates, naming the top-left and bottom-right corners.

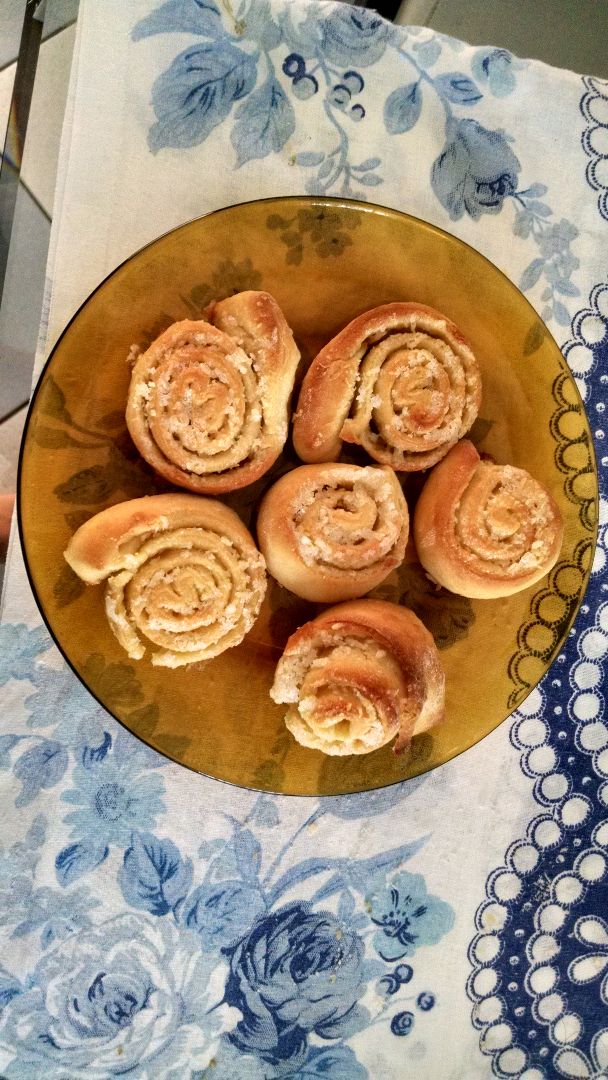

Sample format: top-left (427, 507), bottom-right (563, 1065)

top-left (293, 302), bottom-right (481, 472)
top-left (270, 599), bottom-right (445, 756)
top-left (64, 494), bottom-right (267, 667)
top-left (257, 463), bottom-right (408, 603)
top-left (126, 291), bottom-right (300, 494)
top-left (413, 440), bottom-right (564, 598)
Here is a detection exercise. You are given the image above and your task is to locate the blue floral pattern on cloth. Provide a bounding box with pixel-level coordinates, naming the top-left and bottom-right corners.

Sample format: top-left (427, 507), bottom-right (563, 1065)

top-left (0, 626), bottom-right (454, 1077)
top-left (2, 3), bottom-right (608, 1077)
top-left (130, 0), bottom-right (582, 326)
top-left (467, 273), bottom-right (608, 1077)
top-left (368, 871), bottom-right (455, 962)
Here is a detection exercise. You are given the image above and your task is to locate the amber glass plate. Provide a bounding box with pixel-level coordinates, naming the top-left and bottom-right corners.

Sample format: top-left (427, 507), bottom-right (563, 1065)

top-left (18, 197), bottom-right (598, 795)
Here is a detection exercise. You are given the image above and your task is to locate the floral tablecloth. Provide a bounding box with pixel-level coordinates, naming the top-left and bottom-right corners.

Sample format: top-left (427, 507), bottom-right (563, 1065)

top-left (1, 2), bottom-right (607, 1077)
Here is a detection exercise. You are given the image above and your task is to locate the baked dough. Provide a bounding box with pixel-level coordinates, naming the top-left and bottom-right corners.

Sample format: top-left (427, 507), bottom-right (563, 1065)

top-left (64, 494), bottom-right (266, 666)
top-left (293, 302), bottom-right (481, 471)
top-left (126, 291), bottom-right (300, 493)
top-left (270, 598), bottom-right (445, 755)
top-left (413, 440), bottom-right (564, 598)
top-left (257, 463), bottom-right (408, 602)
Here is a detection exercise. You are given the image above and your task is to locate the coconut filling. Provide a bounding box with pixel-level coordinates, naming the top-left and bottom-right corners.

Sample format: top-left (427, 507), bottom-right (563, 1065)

top-left (293, 469), bottom-right (404, 572)
top-left (271, 632), bottom-right (408, 755)
top-left (136, 333), bottom-right (274, 478)
top-left (342, 328), bottom-right (478, 467)
top-left (103, 527), bottom-right (265, 667)
top-left (454, 462), bottom-right (555, 578)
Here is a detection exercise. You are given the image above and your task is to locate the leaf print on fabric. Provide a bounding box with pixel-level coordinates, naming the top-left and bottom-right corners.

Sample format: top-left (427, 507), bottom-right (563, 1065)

top-left (224, 901), bottom-right (367, 1064)
top-left (0, 914), bottom-right (223, 1078)
top-left (17, 886), bottom-right (101, 949)
top-left (298, 1043), bottom-right (369, 1078)
top-left (148, 42), bottom-right (257, 152)
top-left (368, 871), bottom-right (455, 961)
top-left (182, 879), bottom-right (266, 947)
top-left (0, 734), bottom-right (21, 770)
top-left (13, 740), bottom-right (68, 808)
top-left (232, 76), bottom-right (295, 165)
top-left (434, 72), bottom-right (482, 104)
top-left (0, 969), bottom-right (21, 1009)
top-left (55, 841), bottom-right (109, 886)
top-left (413, 37), bottom-right (441, 67)
top-left (119, 832), bottom-right (193, 915)
top-left (240, 0), bottom-right (282, 52)
top-left (471, 47), bottom-right (524, 97)
top-left (384, 81), bottom-right (422, 134)
top-left (431, 118), bottom-right (520, 220)
top-left (132, 0), bottom-right (225, 41)
top-left (513, 198), bottom-right (580, 317)
top-left (133, 3), bottom-right (577, 322)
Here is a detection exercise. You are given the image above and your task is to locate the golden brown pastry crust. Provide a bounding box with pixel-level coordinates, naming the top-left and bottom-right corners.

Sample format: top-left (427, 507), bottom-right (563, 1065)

top-left (270, 598), bottom-right (445, 756)
top-left (292, 302), bottom-right (481, 471)
top-left (64, 494), bottom-right (266, 667)
top-left (413, 440), bottom-right (564, 598)
top-left (125, 291), bottom-right (300, 494)
top-left (257, 463), bottom-right (408, 603)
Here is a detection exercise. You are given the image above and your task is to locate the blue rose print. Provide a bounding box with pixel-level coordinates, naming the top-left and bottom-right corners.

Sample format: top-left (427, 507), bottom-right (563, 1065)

top-left (368, 871), bottom-right (455, 961)
top-left (431, 118), bottom-right (520, 220)
top-left (319, 8), bottom-right (391, 68)
top-left (0, 913), bottom-right (222, 1077)
top-left (60, 756), bottom-right (165, 849)
top-left (224, 901), bottom-right (366, 1063)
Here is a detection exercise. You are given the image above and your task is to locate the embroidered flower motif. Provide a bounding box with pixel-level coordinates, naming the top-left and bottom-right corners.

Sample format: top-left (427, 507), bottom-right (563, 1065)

top-left (431, 118), bottom-right (520, 221)
top-left (368, 871), bottom-right (455, 961)
top-left (224, 901), bottom-right (366, 1064)
top-left (61, 758), bottom-right (165, 848)
top-left (568, 915), bottom-right (608, 1004)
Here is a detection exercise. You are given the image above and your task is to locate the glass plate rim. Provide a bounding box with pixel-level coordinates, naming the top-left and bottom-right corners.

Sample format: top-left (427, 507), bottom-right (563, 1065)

top-left (16, 195), bottom-right (600, 797)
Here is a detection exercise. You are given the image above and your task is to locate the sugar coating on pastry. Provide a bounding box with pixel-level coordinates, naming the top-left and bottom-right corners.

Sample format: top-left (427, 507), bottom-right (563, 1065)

top-left (257, 463), bottom-right (409, 602)
top-left (413, 440), bottom-right (564, 599)
top-left (270, 599), bottom-right (445, 756)
top-left (126, 291), bottom-right (300, 494)
top-left (64, 494), bottom-right (266, 667)
top-left (293, 302), bottom-right (481, 472)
